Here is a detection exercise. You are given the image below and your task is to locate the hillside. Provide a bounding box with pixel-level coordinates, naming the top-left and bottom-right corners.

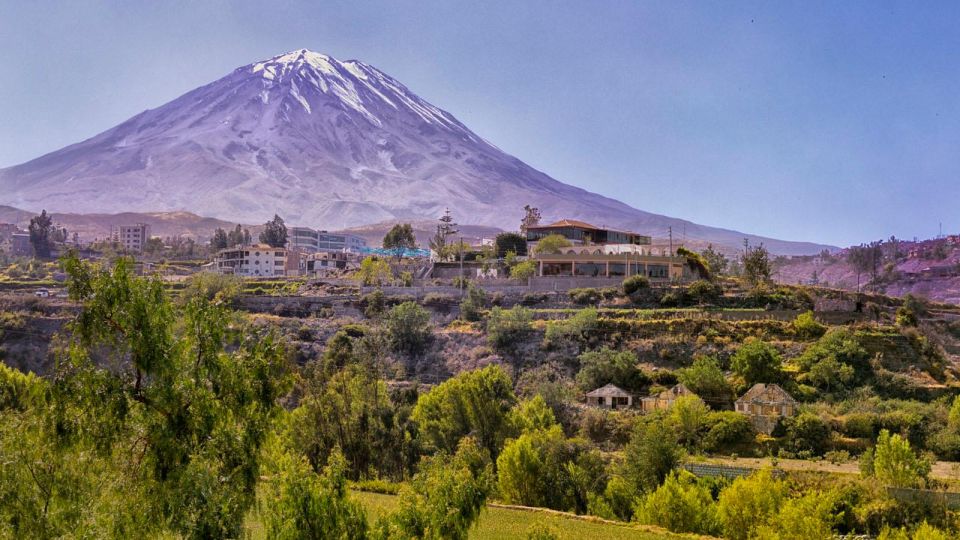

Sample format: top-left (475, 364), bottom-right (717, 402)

top-left (774, 236), bottom-right (960, 305)
top-left (0, 50), bottom-right (832, 256)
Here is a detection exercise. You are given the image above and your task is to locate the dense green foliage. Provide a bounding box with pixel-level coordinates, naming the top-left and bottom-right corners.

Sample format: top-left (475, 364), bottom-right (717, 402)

top-left (259, 214), bottom-right (288, 247)
top-left (386, 301), bottom-right (432, 355)
top-left (730, 338), bottom-right (784, 386)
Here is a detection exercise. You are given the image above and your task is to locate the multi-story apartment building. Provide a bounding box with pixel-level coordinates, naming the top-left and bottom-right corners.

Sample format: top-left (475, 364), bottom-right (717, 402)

top-left (112, 223), bottom-right (151, 253)
top-left (287, 226), bottom-right (367, 253)
top-left (213, 245), bottom-right (288, 277)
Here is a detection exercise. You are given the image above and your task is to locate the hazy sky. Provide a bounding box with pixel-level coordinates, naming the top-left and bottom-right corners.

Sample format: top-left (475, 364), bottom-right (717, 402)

top-left (1, 1), bottom-right (958, 246)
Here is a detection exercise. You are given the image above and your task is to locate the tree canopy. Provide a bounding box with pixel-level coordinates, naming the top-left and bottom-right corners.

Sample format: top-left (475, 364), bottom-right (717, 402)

top-left (259, 214), bottom-right (288, 247)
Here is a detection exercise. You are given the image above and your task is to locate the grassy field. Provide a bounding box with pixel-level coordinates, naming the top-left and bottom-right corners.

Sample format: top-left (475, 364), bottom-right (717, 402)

top-left (246, 490), bottom-right (707, 539)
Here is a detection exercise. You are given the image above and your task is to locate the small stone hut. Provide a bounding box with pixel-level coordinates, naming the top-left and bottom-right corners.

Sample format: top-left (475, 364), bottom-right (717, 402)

top-left (640, 383), bottom-right (697, 412)
top-left (585, 384), bottom-right (633, 409)
top-left (735, 383), bottom-right (797, 434)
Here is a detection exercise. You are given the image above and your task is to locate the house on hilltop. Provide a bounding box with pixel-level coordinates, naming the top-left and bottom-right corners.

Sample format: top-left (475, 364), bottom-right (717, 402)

top-left (640, 383), bottom-right (697, 412)
top-left (735, 383), bottom-right (797, 434)
top-left (586, 384), bottom-right (634, 409)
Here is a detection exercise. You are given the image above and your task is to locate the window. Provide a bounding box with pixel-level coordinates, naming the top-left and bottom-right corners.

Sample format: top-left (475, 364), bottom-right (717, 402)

top-left (647, 264), bottom-right (668, 278)
top-left (541, 262), bottom-right (573, 276)
top-left (608, 263), bottom-right (626, 277)
top-left (574, 262), bottom-right (604, 277)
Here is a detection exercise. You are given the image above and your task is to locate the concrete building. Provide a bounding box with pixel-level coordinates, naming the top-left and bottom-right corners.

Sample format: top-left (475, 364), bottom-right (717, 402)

top-left (526, 219), bottom-right (651, 246)
top-left (213, 245), bottom-right (288, 277)
top-left (586, 384), bottom-right (634, 409)
top-left (112, 223), bottom-right (151, 253)
top-left (735, 383), bottom-right (797, 434)
top-left (533, 246), bottom-right (690, 282)
top-left (287, 226), bottom-right (367, 253)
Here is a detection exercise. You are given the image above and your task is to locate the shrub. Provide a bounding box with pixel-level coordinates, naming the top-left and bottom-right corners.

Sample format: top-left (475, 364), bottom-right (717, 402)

top-left (568, 287), bottom-right (601, 305)
top-left (356, 256), bottom-right (392, 286)
top-left (362, 289), bottom-right (386, 318)
top-left (754, 490), bottom-right (839, 540)
top-left (458, 285), bottom-right (486, 322)
top-left (730, 339), bottom-right (783, 386)
top-left (793, 310), bottom-right (827, 339)
top-left (633, 470), bottom-right (720, 535)
top-left (520, 292), bottom-right (548, 306)
top-left (487, 305), bottom-right (533, 354)
top-left (782, 412), bottom-right (831, 456)
top-left (716, 469), bottom-right (787, 540)
top-left (676, 356), bottom-right (733, 407)
top-left (686, 279), bottom-right (722, 304)
top-left (386, 301), bottom-right (432, 355)
top-left (870, 429), bottom-right (930, 488)
top-left (575, 347), bottom-right (647, 393)
top-left (703, 411), bottom-right (754, 453)
top-left (543, 308), bottom-right (598, 350)
top-left (622, 275), bottom-right (650, 295)
top-left (510, 260), bottom-right (537, 280)
top-left (422, 292), bottom-right (456, 306)
top-left (623, 415), bottom-right (682, 494)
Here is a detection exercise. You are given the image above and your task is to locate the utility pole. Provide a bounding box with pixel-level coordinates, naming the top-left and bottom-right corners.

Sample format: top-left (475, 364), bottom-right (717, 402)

top-left (668, 226), bottom-right (673, 255)
top-left (459, 236), bottom-right (465, 297)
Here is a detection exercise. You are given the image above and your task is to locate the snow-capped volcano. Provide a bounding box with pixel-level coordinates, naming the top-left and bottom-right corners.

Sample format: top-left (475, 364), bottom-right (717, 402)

top-left (0, 49), bottom-right (830, 254)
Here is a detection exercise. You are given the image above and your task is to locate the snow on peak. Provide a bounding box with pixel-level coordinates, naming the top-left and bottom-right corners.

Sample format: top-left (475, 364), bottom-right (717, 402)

top-left (246, 49), bottom-right (471, 135)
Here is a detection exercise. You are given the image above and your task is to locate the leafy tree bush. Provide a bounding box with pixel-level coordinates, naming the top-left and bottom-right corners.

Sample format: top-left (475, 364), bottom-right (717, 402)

top-left (754, 490), bottom-right (839, 540)
top-left (633, 470), bottom-right (720, 535)
top-left (507, 395), bottom-right (558, 435)
top-left (716, 469), bottom-right (787, 540)
top-left (259, 445), bottom-right (368, 539)
top-left (494, 232), bottom-right (528, 257)
top-left (486, 305), bottom-right (533, 354)
top-left (676, 356), bottom-right (733, 407)
top-left (533, 233), bottom-right (572, 255)
top-left (744, 245), bottom-right (772, 286)
top-left (686, 279), bottom-right (722, 304)
top-left (525, 523), bottom-right (560, 540)
top-left (386, 301), bottom-right (432, 355)
top-left (868, 429), bottom-right (930, 488)
top-left (543, 307), bottom-right (598, 351)
top-left (0, 255), bottom-right (290, 538)
top-left (782, 412), bottom-right (832, 456)
top-left (623, 415), bottom-right (682, 494)
top-left (510, 260), bottom-right (537, 280)
top-left (797, 329), bottom-right (871, 394)
top-left (667, 395), bottom-right (711, 450)
top-left (412, 365), bottom-right (516, 459)
top-left (730, 339), bottom-right (783, 386)
top-left (702, 411), bottom-right (755, 453)
top-left (459, 284), bottom-right (487, 322)
top-left (373, 437), bottom-right (493, 540)
top-left (568, 287), bottom-right (602, 305)
top-left (879, 522), bottom-right (951, 540)
top-left (622, 274), bottom-right (650, 295)
top-left (179, 271), bottom-right (242, 304)
top-left (259, 214), bottom-right (288, 247)
top-left (382, 223), bottom-right (417, 258)
top-left (575, 347), bottom-right (647, 393)
top-left (793, 310), bottom-right (827, 339)
top-left (496, 425), bottom-right (604, 513)
top-left (357, 257), bottom-right (393, 286)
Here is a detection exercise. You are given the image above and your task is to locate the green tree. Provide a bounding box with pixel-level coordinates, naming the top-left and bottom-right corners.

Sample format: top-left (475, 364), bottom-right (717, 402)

top-left (28, 209), bottom-right (54, 258)
top-left (520, 205), bottom-right (542, 234)
top-left (792, 310), bottom-right (827, 339)
top-left (373, 437), bottom-right (493, 540)
top-left (754, 490), bottom-right (838, 540)
top-left (412, 365), bottom-right (517, 459)
top-left (871, 429), bottom-right (930, 488)
top-left (575, 347), bottom-right (646, 393)
top-left (510, 260), bottom-right (537, 280)
top-left (676, 356), bottom-right (733, 406)
top-left (507, 395), bottom-right (558, 436)
top-left (486, 305), bottom-right (533, 355)
top-left (730, 339), bottom-right (783, 386)
top-left (495, 232), bottom-right (528, 257)
top-left (666, 395), bottom-right (711, 450)
top-left (623, 415), bottom-right (682, 494)
top-left (386, 301), bottom-right (432, 355)
top-left (357, 256), bottom-right (392, 286)
top-left (743, 244), bottom-right (772, 286)
top-left (633, 470), bottom-right (720, 535)
top-left (459, 284), bottom-right (487, 322)
top-left (496, 425), bottom-right (604, 513)
top-left (716, 469), bottom-right (787, 540)
top-left (782, 412), bottom-right (831, 456)
top-left (797, 328), bottom-right (870, 394)
top-left (622, 274), bottom-right (650, 295)
top-left (533, 233), bottom-right (572, 255)
top-left (383, 223), bottom-right (417, 258)
top-left (259, 214), bottom-right (288, 247)
top-left (700, 244), bottom-right (729, 276)
top-left (259, 444), bottom-right (368, 539)
top-left (4, 255), bottom-right (291, 538)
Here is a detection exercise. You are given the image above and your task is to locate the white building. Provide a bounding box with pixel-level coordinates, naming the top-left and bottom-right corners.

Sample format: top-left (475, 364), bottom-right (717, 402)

top-left (287, 226), bottom-right (366, 253)
top-left (112, 223), bottom-right (151, 253)
top-left (213, 245), bottom-right (288, 277)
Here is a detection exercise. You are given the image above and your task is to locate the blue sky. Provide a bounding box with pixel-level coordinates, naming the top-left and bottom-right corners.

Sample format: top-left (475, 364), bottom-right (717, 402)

top-left (1, 1), bottom-right (957, 247)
